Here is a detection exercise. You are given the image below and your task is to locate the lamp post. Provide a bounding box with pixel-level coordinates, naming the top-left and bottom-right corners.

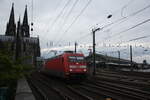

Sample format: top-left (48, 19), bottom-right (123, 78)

top-left (118, 51), bottom-right (120, 65)
top-left (92, 14), bottom-right (112, 75)
top-left (92, 28), bottom-right (100, 75)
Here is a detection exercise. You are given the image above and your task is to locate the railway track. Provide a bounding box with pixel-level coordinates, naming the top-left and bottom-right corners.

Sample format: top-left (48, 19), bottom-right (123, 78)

top-left (28, 75), bottom-right (64, 100)
top-left (96, 73), bottom-right (150, 87)
top-left (96, 70), bottom-right (150, 91)
top-left (39, 73), bottom-right (93, 100)
top-left (27, 76), bottom-right (48, 100)
top-left (97, 71), bottom-right (150, 82)
top-left (28, 72), bottom-right (97, 100)
top-left (31, 73), bottom-right (76, 100)
top-left (28, 71), bottom-right (150, 100)
top-left (41, 74), bottom-right (112, 100)
top-left (81, 78), bottom-right (150, 100)
top-left (68, 84), bottom-right (114, 100)
top-left (97, 70), bottom-right (150, 79)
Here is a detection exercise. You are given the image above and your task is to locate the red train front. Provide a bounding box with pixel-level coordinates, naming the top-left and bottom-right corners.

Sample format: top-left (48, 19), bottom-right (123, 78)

top-left (42, 51), bottom-right (87, 78)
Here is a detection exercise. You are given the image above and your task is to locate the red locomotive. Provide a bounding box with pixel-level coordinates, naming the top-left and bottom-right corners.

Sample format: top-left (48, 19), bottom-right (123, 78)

top-left (42, 51), bottom-right (87, 78)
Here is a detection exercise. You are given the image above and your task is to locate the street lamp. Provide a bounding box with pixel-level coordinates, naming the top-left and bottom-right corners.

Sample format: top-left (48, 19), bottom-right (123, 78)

top-left (92, 28), bottom-right (100, 75)
top-left (92, 15), bottom-right (112, 75)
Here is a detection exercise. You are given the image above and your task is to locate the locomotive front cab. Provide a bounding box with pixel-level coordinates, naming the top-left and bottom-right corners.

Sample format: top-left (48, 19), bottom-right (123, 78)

top-left (67, 55), bottom-right (87, 76)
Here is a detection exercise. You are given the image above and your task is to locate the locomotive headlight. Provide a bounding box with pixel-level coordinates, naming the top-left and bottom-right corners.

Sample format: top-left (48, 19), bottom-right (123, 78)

top-left (69, 65), bottom-right (76, 68)
top-left (83, 69), bottom-right (87, 71)
top-left (70, 69), bottom-right (73, 71)
top-left (80, 65), bottom-right (86, 68)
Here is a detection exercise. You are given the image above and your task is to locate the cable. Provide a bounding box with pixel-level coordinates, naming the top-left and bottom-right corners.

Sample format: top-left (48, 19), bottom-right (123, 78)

top-left (70, 3), bottom-right (150, 44)
top-left (48, 17), bottom-right (150, 53)
top-left (129, 35), bottom-right (150, 41)
top-left (46, 0), bottom-right (71, 33)
top-left (51, 16), bottom-right (149, 51)
top-left (121, 0), bottom-right (135, 17)
top-left (55, 0), bottom-right (93, 47)
top-left (107, 18), bottom-right (150, 40)
top-left (59, 0), bottom-right (79, 31)
top-left (40, 0), bottom-right (63, 40)
top-left (53, 0), bottom-right (79, 41)
top-left (98, 3), bottom-right (150, 33)
top-left (92, 0), bottom-right (135, 28)
top-left (45, 1), bottom-right (150, 54)
top-left (116, 34), bottom-right (150, 45)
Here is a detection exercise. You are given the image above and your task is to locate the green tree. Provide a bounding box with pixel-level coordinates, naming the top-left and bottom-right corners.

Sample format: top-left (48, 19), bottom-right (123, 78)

top-left (0, 49), bottom-right (33, 86)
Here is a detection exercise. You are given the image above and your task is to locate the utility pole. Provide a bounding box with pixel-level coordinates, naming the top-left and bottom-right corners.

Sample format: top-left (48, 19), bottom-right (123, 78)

top-left (92, 28), bottom-right (100, 75)
top-left (130, 45), bottom-right (133, 71)
top-left (118, 51), bottom-right (120, 65)
top-left (75, 42), bottom-right (77, 53)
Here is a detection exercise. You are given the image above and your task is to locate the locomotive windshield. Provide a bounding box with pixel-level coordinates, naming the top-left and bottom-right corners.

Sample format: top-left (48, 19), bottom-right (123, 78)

top-left (69, 56), bottom-right (84, 62)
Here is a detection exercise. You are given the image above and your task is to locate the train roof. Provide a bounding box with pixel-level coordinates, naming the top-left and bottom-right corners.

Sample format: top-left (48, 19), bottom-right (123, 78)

top-left (46, 52), bottom-right (84, 60)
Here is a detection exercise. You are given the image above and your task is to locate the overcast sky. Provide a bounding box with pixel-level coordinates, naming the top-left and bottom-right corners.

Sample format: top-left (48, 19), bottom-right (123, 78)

top-left (1, 0), bottom-right (150, 63)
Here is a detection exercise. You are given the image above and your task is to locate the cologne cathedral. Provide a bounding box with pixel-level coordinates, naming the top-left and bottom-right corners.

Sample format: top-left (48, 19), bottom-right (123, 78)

top-left (0, 3), bottom-right (40, 65)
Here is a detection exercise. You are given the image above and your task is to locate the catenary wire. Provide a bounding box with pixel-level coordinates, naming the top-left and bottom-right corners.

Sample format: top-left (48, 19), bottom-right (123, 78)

top-left (69, 3), bottom-right (150, 44)
top-left (46, 1), bottom-right (150, 56)
top-left (46, 0), bottom-right (71, 33)
top-left (52, 0), bottom-right (79, 42)
top-left (54, 0), bottom-right (93, 47)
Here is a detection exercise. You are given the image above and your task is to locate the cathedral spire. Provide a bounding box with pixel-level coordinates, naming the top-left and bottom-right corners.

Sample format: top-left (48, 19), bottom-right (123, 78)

top-left (9, 3), bottom-right (15, 25)
top-left (23, 5), bottom-right (28, 25)
top-left (5, 3), bottom-right (16, 36)
top-left (17, 16), bottom-right (21, 37)
top-left (22, 5), bottom-right (30, 37)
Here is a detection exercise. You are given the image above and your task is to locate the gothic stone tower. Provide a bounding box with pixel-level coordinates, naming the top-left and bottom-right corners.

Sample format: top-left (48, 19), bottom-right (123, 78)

top-left (2, 3), bottom-right (41, 65)
top-left (5, 3), bottom-right (16, 36)
top-left (21, 5), bottom-right (30, 37)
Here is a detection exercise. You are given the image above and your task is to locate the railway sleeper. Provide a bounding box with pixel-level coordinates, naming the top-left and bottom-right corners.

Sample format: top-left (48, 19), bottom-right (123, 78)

top-left (77, 85), bottom-right (122, 100)
top-left (52, 87), bottom-right (75, 100)
top-left (81, 82), bottom-right (148, 100)
top-left (67, 85), bottom-right (93, 100)
top-left (27, 77), bottom-right (48, 100)
top-left (34, 74), bottom-right (76, 100)
top-left (89, 79), bottom-right (150, 97)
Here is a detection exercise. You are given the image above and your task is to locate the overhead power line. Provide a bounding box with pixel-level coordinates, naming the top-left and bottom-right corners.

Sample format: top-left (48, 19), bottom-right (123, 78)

top-left (129, 35), bottom-right (150, 41)
top-left (101, 4), bottom-right (150, 31)
top-left (116, 34), bottom-right (150, 45)
top-left (121, 0), bottom-right (135, 17)
top-left (70, 3), bottom-right (150, 44)
top-left (108, 18), bottom-right (150, 39)
top-left (63, 0), bottom-right (92, 33)
top-left (59, 0), bottom-right (79, 31)
top-left (40, 0), bottom-right (63, 40)
top-left (47, 0), bottom-right (71, 33)
top-left (55, 0), bottom-right (92, 47)
top-left (45, 1), bottom-right (150, 52)
top-left (53, 0), bottom-right (79, 41)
